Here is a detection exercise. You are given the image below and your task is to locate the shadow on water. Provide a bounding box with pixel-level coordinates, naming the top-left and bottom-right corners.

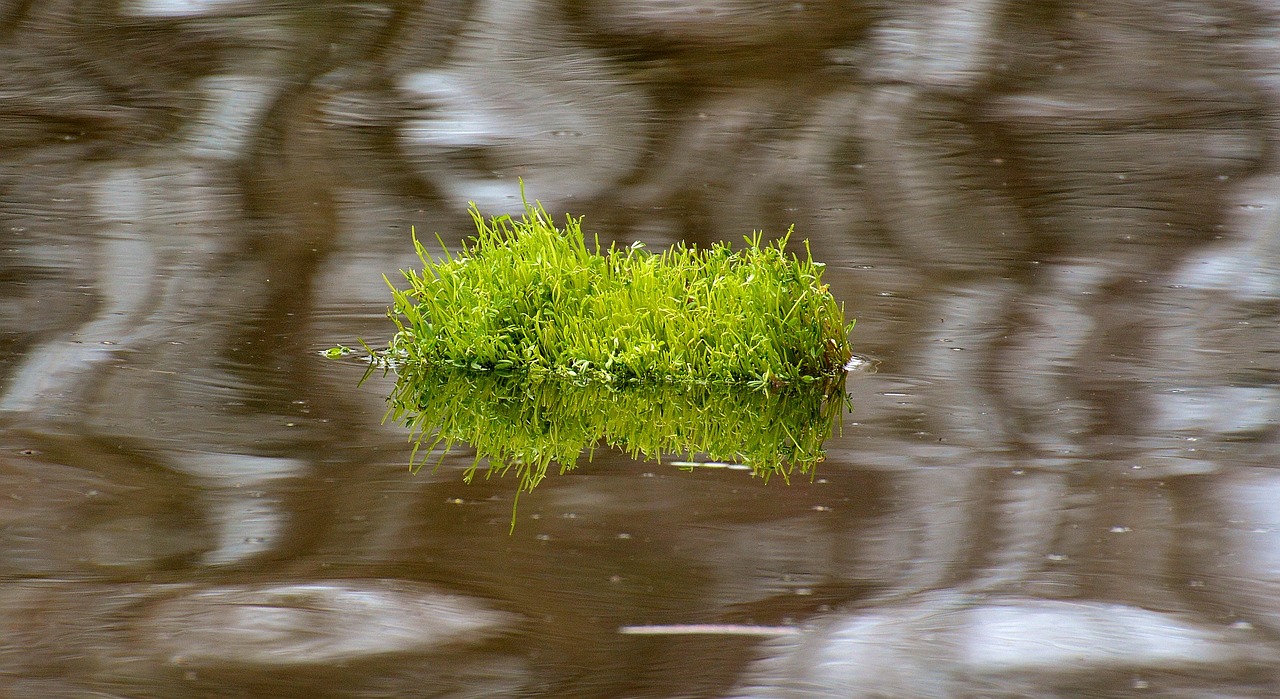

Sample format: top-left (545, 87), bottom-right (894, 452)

top-left (2, 0), bottom-right (1280, 697)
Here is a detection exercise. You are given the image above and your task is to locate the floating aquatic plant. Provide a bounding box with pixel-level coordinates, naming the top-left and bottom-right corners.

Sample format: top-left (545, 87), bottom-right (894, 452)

top-left (332, 194), bottom-right (855, 523)
top-left (383, 198), bottom-right (853, 389)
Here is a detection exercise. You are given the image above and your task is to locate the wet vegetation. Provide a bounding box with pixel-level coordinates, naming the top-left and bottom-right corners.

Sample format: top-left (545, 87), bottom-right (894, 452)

top-left (337, 195), bottom-right (855, 502)
top-left (390, 366), bottom-right (848, 497)
top-left (385, 196), bottom-right (853, 388)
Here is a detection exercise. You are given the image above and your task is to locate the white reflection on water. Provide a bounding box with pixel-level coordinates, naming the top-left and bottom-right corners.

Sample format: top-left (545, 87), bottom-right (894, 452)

top-left (2, 0), bottom-right (1280, 696)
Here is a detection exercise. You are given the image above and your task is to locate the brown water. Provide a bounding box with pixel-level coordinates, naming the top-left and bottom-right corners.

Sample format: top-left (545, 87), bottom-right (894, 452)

top-left (3, 1), bottom-right (1280, 697)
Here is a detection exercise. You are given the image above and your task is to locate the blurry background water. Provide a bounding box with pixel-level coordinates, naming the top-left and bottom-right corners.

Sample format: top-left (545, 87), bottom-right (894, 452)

top-left (3, 0), bottom-right (1280, 696)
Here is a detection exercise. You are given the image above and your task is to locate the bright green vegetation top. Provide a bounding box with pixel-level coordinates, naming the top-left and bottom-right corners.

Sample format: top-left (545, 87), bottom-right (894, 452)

top-left (328, 197), bottom-right (857, 528)
top-left (385, 199), bottom-right (853, 389)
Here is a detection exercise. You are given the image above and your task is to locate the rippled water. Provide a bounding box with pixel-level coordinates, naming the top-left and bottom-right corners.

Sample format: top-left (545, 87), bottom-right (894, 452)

top-left (3, 1), bottom-right (1280, 697)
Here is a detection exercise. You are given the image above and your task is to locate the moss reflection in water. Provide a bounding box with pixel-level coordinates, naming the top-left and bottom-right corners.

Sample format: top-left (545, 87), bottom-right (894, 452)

top-left (389, 365), bottom-right (849, 497)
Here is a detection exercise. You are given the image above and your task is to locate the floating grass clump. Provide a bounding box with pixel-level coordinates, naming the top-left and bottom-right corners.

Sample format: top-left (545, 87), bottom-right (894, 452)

top-left (386, 199), bottom-right (853, 388)
top-left (332, 196), bottom-right (857, 522)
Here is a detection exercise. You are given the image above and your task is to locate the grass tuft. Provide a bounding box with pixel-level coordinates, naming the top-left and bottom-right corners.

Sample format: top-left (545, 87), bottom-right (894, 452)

top-left (332, 193), bottom-right (857, 522)
top-left (384, 197), bottom-right (854, 389)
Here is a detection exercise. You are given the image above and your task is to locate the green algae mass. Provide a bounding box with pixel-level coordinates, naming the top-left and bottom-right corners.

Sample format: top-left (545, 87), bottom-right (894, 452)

top-left (387, 200), bottom-right (853, 389)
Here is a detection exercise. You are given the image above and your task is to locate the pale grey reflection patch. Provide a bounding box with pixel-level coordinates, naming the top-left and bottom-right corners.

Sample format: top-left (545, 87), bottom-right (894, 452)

top-left (962, 599), bottom-right (1273, 673)
top-left (1157, 386), bottom-right (1280, 437)
top-left (120, 0), bottom-right (253, 18)
top-left (394, 0), bottom-right (650, 214)
top-left (143, 580), bottom-right (513, 667)
top-left (0, 168), bottom-right (156, 416)
top-left (168, 453), bottom-right (305, 566)
top-left (730, 591), bottom-right (965, 699)
top-left (578, 0), bottom-right (860, 46)
top-left (1205, 468), bottom-right (1280, 635)
top-left (732, 593), bottom-right (1277, 697)
top-left (1178, 170), bottom-right (1280, 301)
top-left (181, 75), bottom-right (281, 161)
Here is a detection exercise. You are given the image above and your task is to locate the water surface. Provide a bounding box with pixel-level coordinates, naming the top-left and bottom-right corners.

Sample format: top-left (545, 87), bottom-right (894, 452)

top-left (2, 1), bottom-right (1280, 696)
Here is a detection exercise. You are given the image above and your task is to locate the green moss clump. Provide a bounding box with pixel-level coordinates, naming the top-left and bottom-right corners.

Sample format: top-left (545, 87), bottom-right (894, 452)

top-left (386, 199), bottom-right (853, 388)
top-left (328, 197), bottom-right (858, 526)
